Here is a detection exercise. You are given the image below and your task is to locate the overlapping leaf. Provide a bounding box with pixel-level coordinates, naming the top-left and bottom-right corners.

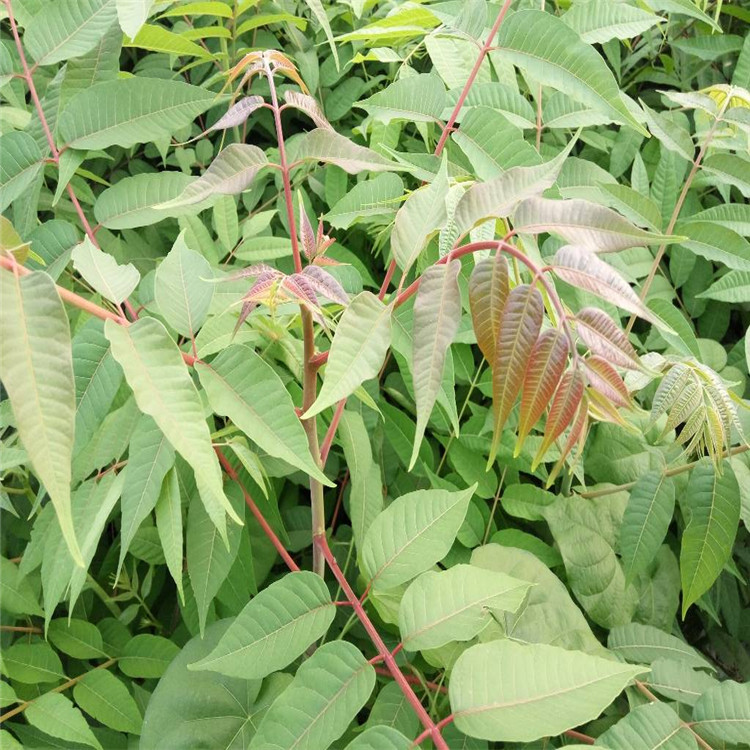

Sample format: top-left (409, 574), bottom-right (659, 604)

top-left (468, 253), bottom-right (509, 363)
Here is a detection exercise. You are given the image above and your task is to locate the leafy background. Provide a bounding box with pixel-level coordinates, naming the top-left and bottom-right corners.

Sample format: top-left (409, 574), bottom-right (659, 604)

top-left (0, 0), bottom-right (749, 748)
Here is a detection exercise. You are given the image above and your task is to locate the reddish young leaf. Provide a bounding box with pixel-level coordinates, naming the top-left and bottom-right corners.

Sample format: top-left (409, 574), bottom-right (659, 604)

top-left (301, 265), bottom-right (349, 306)
top-left (491, 284), bottom-right (544, 464)
top-left (516, 329), bottom-right (569, 454)
top-left (548, 394), bottom-right (588, 486)
top-left (584, 355), bottom-right (631, 407)
top-left (574, 307), bottom-right (640, 370)
top-left (299, 200), bottom-right (317, 260)
top-left (209, 96), bottom-right (265, 131)
top-left (469, 253), bottom-right (509, 364)
top-left (587, 387), bottom-right (631, 428)
top-left (284, 90), bottom-right (333, 130)
top-left (533, 368), bottom-right (585, 469)
top-left (552, 245), bottom-right (658, 324)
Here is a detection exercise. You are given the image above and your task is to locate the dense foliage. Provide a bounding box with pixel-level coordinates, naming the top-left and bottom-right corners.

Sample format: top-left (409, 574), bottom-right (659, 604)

top-left (1, 0), bottom-right (749, 747)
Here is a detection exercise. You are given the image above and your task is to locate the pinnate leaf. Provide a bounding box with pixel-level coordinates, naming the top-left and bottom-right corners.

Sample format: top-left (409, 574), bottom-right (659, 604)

top-left (574, 307), bottom-right (640, 370)
top-left (469, 253), bottom-right (509, 363)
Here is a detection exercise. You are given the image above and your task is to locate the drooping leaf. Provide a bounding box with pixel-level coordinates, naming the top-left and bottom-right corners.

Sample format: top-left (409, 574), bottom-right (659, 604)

top-left (57, 78), bottom-right (221, 149)
top-left (675, 221), bottom-right (750, 272)
top-left (104, 317), bottom-right (241, 539)
top-left (621, 471), bottom-right (676, 584)
top-left (0, 270), bottom-right (81, 565)
top-left (410, 260), bottom-right (461, 469)
top-left (361, 485), bottom-right (475, 591)
top-left (491, 284), bottom-right (544, 462)
top-left (190, 571), bottom-right (336, 678)
top-left (294, 129), bottom-right (400, 174)
top-left (71, 236), bottom-right (140, 305)
top-left (248, 641), bottom-right (375, 750)
top-left (116, 0), bottom-right (155, 38)
top-left (398, 564), bottom-right (531, 651)
top-left (449, 640), bottom-right (645, 742)
top-left (680, 458), bottom-right (741, 616)
top-left (468, 253), bottom-right (509, 363)
top-left (305, 292), bottom-right (392, 417)
top-left (197, 344), bottom-right (331, 485)
top-left (154, 466), bottom-right (184, 600)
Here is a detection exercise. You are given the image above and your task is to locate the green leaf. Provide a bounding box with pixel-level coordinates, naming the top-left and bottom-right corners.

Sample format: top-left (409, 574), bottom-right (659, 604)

top-left (93, 171), bottom-right (194, 229)
top-left (646, 298), bottom-right (700, 358)
top-left (104, 317), bottom-right (241, 539)
top-left (116, 0), bottom-right (155, 37)
top-left (640, 101), bottom-right (694, 162)
top-left (0, 270), bottom-right (81, 565)
top-left (699, 270), bottom-right (750, 302)
top-left (26, 693), bottom-right (102, 750)
top-left (197, 344), bottom-right (331, 485)
top-left (305, 292), bottom-right (392, 418)
top-left (362, 485), bottom-right (475, 591)
top-left (1, 641), bottom-right (65, 684)
top-left (326, 172), bottom-right (403, 229)
top-left (398, 564), bottom-right (531, 651)
top-left (338, 410), bottom-right (383, 550)
top-left (0, 132), bottom-right (43, 212)
top-left (675, 221), bottom-right (750, 271)
top-left (141, 620), bottom-right (289, 749)
top-left (294, 129), bottom-right (401, 174)
top-left (608, 623), bottom-right (713, 670)
top-left (357, 74), bottom-right (445, 123)
top-left (411, 260), bottom-right (461, 469)
top-left (391, 158), bottom-right (449, 273)
top-left (597, 701), bottom-right (697, 750)
top-left (119, 634), bottom-right (180, 678)
top-left (701, 154), bottom-right (750, 198)
top-left (644, 0), bottom-right (721, 31)
top-left (154, 231), bottom-right (214, 337)
top-left (494, 10), bottom-right (646, 134)
top-left (73, 669), bottom-right (143, 735)
top-left (693, 681), bottom-right (750, 745)
top-left (345, 727), bottom-right (411, 750)
top-left (449, 640), bottom-right (645, 742)
top-left (158, 145), bottom-right (268, 208)
top-left (248, 641), bottom-right (375, 750)
top-left (648, 658), bottom-right (718, 706)
top-left (621, 472), bottom-right (676, 584)
top-left (691, 203), bottom-right (750, 236)
top-left (57, 78), bottom-right (221, 150)
top-left (118, 414), bottom-right (175, 572)
top-left (0, 557), bottom-right (43, 616)
top-left (186, 485), bottom-right (243, 635)
top-left (125, 23), bottom-right (212, 58)
top-left (302, 0), bottom-right (339, 69)
top-left (47, 619), bottom-right (105, 659)
top-left (680, 458), bottom-right (741, 616)
top-left (562, 0), bottom-right (664, 43)
top-left (190, 571), bottom-right (336, 679)
top-left (24, 0), bottom-right (117, 66)
top-left (155, 466), bottom-right (184, 600)
top-left (71, 236), bottom-right (140, 305)
top-left (514, 197), bottom-right (678, 251)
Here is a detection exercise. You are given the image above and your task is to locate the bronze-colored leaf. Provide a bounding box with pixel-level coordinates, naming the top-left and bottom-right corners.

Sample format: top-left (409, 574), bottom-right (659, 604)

top-left (533, 368), bottom-right (584, 468)
top-left (548, 394), bottom-right (588, 486)
top-left (469, 253), bottom-right (509, 364)
top-left (574, 307), bottom-right (639, 370)
top-left (516, 329), bottom-right (569, 454)
top-left (584, 356), bottom-right (631, 407)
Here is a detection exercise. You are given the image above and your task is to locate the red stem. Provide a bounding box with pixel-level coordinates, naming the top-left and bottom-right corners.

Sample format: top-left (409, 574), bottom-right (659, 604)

top-left (217, 448), bottom-right (300, 572)
top-left (378, 259), bottom-right (397, 300)
top-left (319, 399), bottom-right (346, 464)
top-left (412, 715), bottom-right (455, 747)
top-left (433, 0), bottom-right (514, 157)
top-left (373, 666), bottom-right (446, 694)
top-left (316, 537), bottom-right (449, 750)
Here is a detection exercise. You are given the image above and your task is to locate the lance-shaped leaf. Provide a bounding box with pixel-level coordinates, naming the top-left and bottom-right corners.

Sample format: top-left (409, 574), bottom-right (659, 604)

top-left (410, 260), bottom-right (462, 470)
top-left (154, 232), bottom-right (213, 338)
top-left (326, 173), bottom-right (404, 229)
top-left (454, 140), bottom-right (574, 236)
top-left (71, 237), bottom-right (140, 305)
top-left (356, 73), bottom-right (446, 124)
top-left (25, 693), bottom-right (102, 750)
top-left (675, 221), bottom-right (750, 272)
top-left (155, 466), bottom-right (183, 600)
top-left (0, 132), bottom-right (43, 212)
top-left (597, 701), bottom-right (697, 750)
top-left (517, 329), bottom-right (569, 452)
top-left (469, 253), bottom-right (510, 363)
top-left (209, 96), bottom-right (265, 131)
top-left (494, 10), bottom-right (645, 133)
top-left (514, 197), bottom-right (677, 252)
top-left (449, 640), bottom-right (646, 742)
top-left (0, 271), bottom-right (82, 565)
top-left (284, 90), bottom-right (332, 129)
top-left (693, 681), bottom-right (750, 745)
top-left (301, 265), bottom-right (349, 305)
top-left (157, 145), bottom-right (268, 209)
top-left (196, 344), bottom-right (332, 486)
top-left (190, 571), bottom-right (336, 679)
top-left (116, 0), bottom-right (155, 38)
top-left (57, 78), bottom-right (221, 150)
top-left (621, 471), bottom-right (676, 585)
top-left (362, 485), bottom-right (475, 591)
top-left (305, 292), bottom-right (392, 418)
top-left (398, 564), bottom-right (531, 652)
top-left (391, 158), bottom-right (449, 273)
top-left (24, 0), bottom-right (118, 66)
top-left (680, 458), bottom-right (740, 616)
top-left (533, 368), bottom-right (585, 469)
top-left (574, 307), bottom-right (640, 370)
top-left (584, 355), bottom-right (631, 407)
top-left (490, 284), bottom-right (544, 464)
top-left (294, 129), bottom-right (400, 174)
top-left (104, 317), bottom-right (241, 540)
top-left (562, 0), bottom-right (664, 44)
top-left (552, 245), bottom-right (658, 324)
